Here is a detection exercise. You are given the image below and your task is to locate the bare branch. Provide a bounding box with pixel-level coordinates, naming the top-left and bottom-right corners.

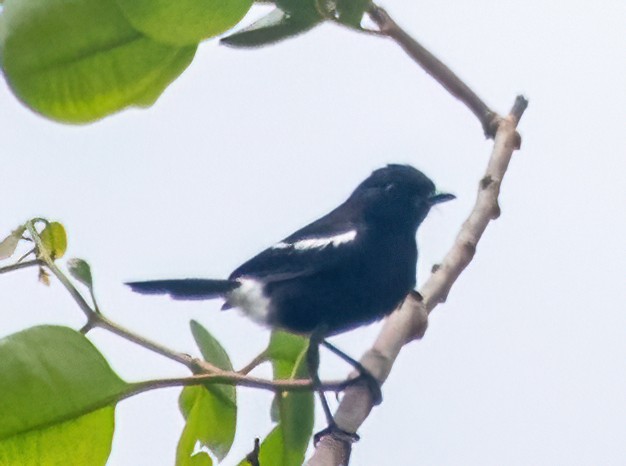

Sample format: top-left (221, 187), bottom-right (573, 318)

top-left (0, 259), bottom-right (42, 274)
top-left (238, 350), bottom-right (269, 375)
top-left (368, 5), bottom-right (499, 137)
top-left (307, 97), bottom-right (528, 465)
top-left (122, 373), bottom-right (350, 401)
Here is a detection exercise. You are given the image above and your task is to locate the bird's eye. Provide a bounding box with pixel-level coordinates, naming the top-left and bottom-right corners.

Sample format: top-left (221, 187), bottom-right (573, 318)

top-left (384, 183), bottom-right (396, 193)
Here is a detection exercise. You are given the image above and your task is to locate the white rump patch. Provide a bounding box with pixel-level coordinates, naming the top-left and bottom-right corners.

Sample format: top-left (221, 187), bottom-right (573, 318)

top-left (272, 230), bottom-right (357, 251)
top-left (227, 278), bottom-right (271, 325)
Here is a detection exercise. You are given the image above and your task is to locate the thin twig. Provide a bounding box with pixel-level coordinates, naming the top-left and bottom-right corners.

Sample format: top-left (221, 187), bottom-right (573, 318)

top-left (238, 350), bottom-right (269, 375)
top-left (24, 220), bottom-right (208, 369)
top-left (306, 97), bottom-right (528, 465)
top-left (26, 221), bottom-right (94, 319)
top-left (94, 312), bottom-right (209, 369)
top-left (0, 259), bottom-right (42, 274)
top-left (121, 373), bottom-right (350, 401)
top-left (368, 5), bottom-right (499, 137)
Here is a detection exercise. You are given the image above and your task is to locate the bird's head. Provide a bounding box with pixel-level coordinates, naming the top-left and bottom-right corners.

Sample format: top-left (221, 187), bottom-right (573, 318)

top-left (349, 164), bottom-right (455, 229)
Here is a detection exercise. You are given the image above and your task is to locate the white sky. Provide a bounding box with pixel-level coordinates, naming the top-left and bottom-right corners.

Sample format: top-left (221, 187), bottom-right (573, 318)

top-left (1, 1), bottom-right (625, 465)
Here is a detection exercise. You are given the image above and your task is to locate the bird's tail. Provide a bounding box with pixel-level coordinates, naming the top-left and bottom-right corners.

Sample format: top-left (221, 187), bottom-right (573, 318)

top-left (126, 279), bottom-right (239, 300)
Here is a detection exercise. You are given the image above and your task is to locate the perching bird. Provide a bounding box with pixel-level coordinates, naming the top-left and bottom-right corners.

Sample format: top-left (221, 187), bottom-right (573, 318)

top-left (127, 164), bottom-right (454, 442)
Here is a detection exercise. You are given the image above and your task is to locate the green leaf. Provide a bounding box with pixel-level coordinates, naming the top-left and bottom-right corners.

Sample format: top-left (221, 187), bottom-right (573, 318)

top-left (335, 0), bottom-right (370, 28)
top-left (190, 319), bottom-right (236, 404)
top-left (39, 221), bottom-right (67, 260)
top-left (67, 258), bottom-right (94, 289)
top-left (266, 330), bottom-right (309, 378)
top-left (0, 326), bottom-right (129, 463)
top-left (114, 0), bottom-right (253, 46)
top-left (0, 407), bottom-right (115, 466)
top-left (190, 320), bottom-right (234, 374)
top-left (259, 331), bottom-right (314, 466)
top-left (0, 225), bottom-right (25, 260)
top-left (275, 0), bottom-right (323, 20)
top-left (221, 8), bottom-right (321, 48)
top-left (188, 452), bottom-right (213, 466)
top-left (177, 321), bottom-right (236, 464)
top-left (0, 0), bottom-right (197, 123)
top-left (256, 425), bottom-right (293, 466)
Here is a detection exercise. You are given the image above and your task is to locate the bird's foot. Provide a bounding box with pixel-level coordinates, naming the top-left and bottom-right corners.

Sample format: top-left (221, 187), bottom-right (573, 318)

top-left (314, 422), bottom-right (360, 446)
top-left (347, 369), bottom-right (383, 406)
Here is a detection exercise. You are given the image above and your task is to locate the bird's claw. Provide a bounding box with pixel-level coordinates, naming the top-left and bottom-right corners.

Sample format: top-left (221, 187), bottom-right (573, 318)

top-left (348, 370), bottom-right (383, 405)
top-left (314, 423), bottom-right (360, 446)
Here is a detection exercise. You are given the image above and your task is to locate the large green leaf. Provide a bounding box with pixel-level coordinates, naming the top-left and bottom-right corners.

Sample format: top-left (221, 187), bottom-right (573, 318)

top-left (177, 321), bottom-right (237, 464)
top-left (114, 0), bottom-right (253, 46)
top-left (247, 331), bottom-right (313, 466)
top-left (0, 326), bottom-right (128, 464)
top-left (0, 0), bottom-right (196, 123)
top-left (0, 407), bottom-right (115, 466)
top-left (221, 8), bottom-right (321, 48)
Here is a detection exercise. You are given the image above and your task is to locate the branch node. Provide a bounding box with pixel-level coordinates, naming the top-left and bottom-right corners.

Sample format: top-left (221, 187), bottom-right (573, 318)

top-left (190, 357), bottom-right (215, 374)
top-left (79, 319), bottom-right (96, 334)
top-left (436, 292), bottom-right (449, 306)
top-left (512, 131), bottom-right (522, 150)
top-left (430, 263), bottom-right (441, 273)
top-left (367, 5), bottom-right (391, 34)
top-left (491, 201), bottom-right (502, 219)
top-left (463, 240), bottom-right (477, 257)
top-left (479, 175), bottom-right (494, 190)
top-left (482, 113), bottom-right (502, 139)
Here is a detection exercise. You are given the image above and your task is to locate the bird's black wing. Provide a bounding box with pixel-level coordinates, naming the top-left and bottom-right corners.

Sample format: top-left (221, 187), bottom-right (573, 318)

top-left (230, 206), bottom-right (362, 282)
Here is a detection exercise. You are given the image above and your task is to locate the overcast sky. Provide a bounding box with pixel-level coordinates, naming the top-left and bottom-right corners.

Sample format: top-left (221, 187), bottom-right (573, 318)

top-left (1, 1), bottom-right (625, 465)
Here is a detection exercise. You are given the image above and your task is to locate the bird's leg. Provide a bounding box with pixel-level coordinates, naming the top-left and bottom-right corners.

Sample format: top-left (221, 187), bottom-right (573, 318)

top-left (320, 339), bottom-right (383, 406)
top-left (307, 327), bottom-right (360, 445)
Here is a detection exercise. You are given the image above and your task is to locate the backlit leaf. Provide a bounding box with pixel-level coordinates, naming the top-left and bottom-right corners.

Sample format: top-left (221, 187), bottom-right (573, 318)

top-left (39, 221), bottom-right (67, 259)
top-left (114, 0), bottom-right (253, 46)
top-left (0, 225), bottom-right (25, 260)
top-left (0, 326), bottom-right (129, 464)
top-left (0, 0), bottom-right (196, 123)
top-left (177, 321), bottom-right (236, 464)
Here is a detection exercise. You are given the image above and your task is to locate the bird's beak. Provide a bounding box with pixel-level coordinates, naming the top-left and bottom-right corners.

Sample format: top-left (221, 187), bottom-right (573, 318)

top-left (428, 192), bottom-right (456, 205)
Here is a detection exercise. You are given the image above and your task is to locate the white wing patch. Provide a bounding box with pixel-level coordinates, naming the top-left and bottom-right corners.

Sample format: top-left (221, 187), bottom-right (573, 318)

top-left (272, 230), bottom-right (357, 251)
top-left (227, 278), bottom-right (271, 325)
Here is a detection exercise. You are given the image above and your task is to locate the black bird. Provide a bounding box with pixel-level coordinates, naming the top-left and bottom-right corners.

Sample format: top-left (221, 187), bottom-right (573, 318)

top-left (127, 164), bottom-right (454, 442)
